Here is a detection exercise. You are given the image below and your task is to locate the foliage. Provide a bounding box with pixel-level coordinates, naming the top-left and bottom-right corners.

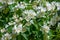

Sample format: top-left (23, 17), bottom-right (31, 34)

top-left (0, 0), bottom-right (60, 40)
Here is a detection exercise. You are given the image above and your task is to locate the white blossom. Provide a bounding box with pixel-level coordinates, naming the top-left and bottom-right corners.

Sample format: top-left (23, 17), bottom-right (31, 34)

top-left (55, 2), bottom-right (60, 10)
top-left (37, 10), bottom-right (41, 14)
top-left (0, 6), bottom-right (2, 8)
top-left (14, 18), bottom-right (19, 23)
top-left (1, 28), bottom-right (6, 33)
top-left (51, 1), bottom-right (56, 5)
top-left (37, 6), bottom-right (47, 12)
top-left (57, 23), bottom-right (60, 30)
top-left (32, 5), bottom-right (37, 10)
top-left (57, 23), bottom-right (60, 29)
top-left (19, 17), bottom-right (23, 21)
top-left (42, 24), bottom-right (50, 33)
top-left (12, 24), bottom-right (22, 34)
top-left (46, 2), bottom-right (52, 11)
top-left (17, 24), bottom-right (22, 33)
top-left (12, 14), bottom-right (18, 19)
top-left (15, 2), bottom-right (26, 9)
top-left (1, 33), bottom-right (11, 40)
top-left (23, 10), bottom-right (36, 21)
top-left (40, 7), bottom-right (46, 12)
top-left (8, 0), bottom-right (14, 5)
top-left (5, 24), bottom-right (9, 28)
top-left (8, 21), bottom-right (16, 25)
top-left (30, 20), bottom-right (34, 24)
top-left (46, 2), bottom-right (55, 11)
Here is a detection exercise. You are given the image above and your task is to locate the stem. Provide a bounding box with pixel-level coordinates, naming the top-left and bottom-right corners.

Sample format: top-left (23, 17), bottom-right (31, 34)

top-left (43, 30), bottom-right (48, 40)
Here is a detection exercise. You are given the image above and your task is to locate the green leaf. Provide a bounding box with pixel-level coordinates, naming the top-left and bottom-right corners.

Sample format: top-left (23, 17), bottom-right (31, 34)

top-left (16, 9), bottom-right (23, 16)
top-left (21, 33), bottom-right (28, 40)
top-left (0, 2), bottom-right (3, 6)
top-left (7, 26), bottom-right (13, 33)
top-left (25, 4), bottom-right (33, 10)
top-left (24, 0), bottom-right (30, 3)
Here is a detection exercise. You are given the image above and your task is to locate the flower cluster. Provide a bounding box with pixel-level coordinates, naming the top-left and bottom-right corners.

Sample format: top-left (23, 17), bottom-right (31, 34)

top-left (0, 0), bottom-right (60, 40)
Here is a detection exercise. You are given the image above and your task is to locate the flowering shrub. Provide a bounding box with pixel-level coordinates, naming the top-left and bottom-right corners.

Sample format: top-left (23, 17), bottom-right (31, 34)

top-left (0, 0), bottom-right (60, 40)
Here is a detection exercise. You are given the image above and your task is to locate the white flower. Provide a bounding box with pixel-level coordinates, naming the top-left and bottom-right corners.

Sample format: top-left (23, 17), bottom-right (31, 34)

top-left (15, 18), bottom-right (19, 23)
top-left (28, 10), bottom-right (36, 17)
top-left (51, 2), bottom-right (56, 10)
top-left (41, 7), bottom-right (46, 12)
top-left (32, 5), bottom-right (37, 10)
top-left (8, 21), bottom-right (16, 25)
top-left (7, 0), bottom-right (14, 4)
top-left (19, 17), bottom-right (23, 21)
top-left (12, 14), bottom-right (18, 19)
top-left (12, 24), bottom-right (22, 34)
top-left (5, 24), bottom-right (9, 28)
top-left (30, 20), bottom-right (34, 24)
top-left (55, 2), bottom-right (60, 10)
top-left (37, 10), bottom-right (41, 14)
top-left (17, 24), bottom-right (22, 33)
top-left (46, 2), bottom-right (52, 11)
top-left (42, 24), bottom-right (50, 33)
top-left (19, 3), bottom-right (25, 9)
top-left (37, 6), bottom-right (42, 10)
top-left (1, 33), bottom-right (11, 40)
top-left (4, 33), bottom-right (11, 40)
top-left (23, 10), bottom-right (36, 21)
top-left (57, 6), bottom-right (60, 10)
top-left (25, 16), bottom-right (31, 21)
top-left (51, 1), bottom-right (56, 5)
top-left (58, 23), bottom-right (60, 29)
top-left (8, 1), bottom-right (14, 5)
top-left (37, 6), bottom-right (46, 12)
top-left (58, 23), bottom-right (60, 27)
top-left (1, 28), bottom-right (6, 33)
top-left (15, 2), bottom-right (26, 9)
top-left (29, 0), bottom-right (32, 3)
top-left (0, 6), bottom-right (2, 8)
top-left (46, 2), bottom-right (55, 11)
